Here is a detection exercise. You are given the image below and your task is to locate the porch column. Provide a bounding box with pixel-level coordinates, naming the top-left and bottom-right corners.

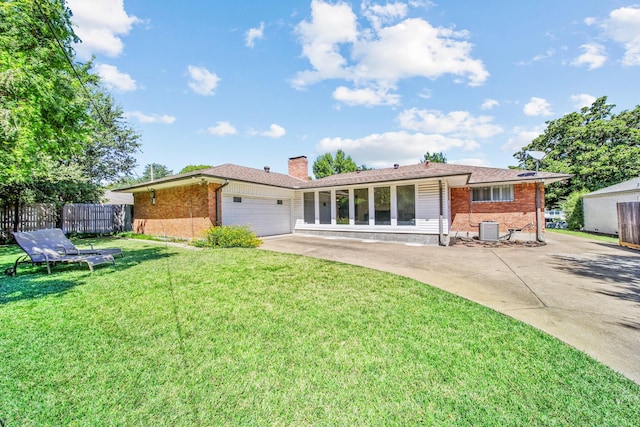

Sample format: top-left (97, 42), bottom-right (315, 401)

top-left (314, 191), bottom-right (320, 225)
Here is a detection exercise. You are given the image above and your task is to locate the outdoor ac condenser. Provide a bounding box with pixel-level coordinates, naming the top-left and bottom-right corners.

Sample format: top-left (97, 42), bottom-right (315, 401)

top-left (479, 221), bottom-right (499, 241)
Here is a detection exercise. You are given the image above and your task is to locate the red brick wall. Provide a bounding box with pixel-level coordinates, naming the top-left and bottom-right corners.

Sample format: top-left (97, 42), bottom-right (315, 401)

top-left (450, 183), bottom-right (545, 233)
top-left (133, 183), bottom-right (221, 239)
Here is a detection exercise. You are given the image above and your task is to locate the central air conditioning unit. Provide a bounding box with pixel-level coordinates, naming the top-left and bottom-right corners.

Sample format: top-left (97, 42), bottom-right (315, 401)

top-left (479, 221), bottom-right (499, 241)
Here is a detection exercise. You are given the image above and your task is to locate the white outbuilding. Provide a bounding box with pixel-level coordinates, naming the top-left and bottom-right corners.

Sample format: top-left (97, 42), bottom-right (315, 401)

top-left (583, 177), bottom-right (640, 235)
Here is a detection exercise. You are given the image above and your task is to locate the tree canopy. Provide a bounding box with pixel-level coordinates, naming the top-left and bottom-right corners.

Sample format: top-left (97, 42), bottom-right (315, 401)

top-left (179, 164), bottom-right (213, 174)
top-left (141, 163), bottom-right (173, 182)
top-left (421, 151), bottom-right (447, 163)
top-left (312, 149), bottom-right (358, 178)
top-left (514, 97), bottom-right (640, 206)
top-left (0, 0), bottom-right (140, 216)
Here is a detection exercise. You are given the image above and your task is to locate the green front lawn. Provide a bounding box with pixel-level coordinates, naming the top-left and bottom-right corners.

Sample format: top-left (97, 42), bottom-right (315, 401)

top-left (1, 239), bottom-right (639, 425)
top-left (546, 228), bottom-right (619, 244)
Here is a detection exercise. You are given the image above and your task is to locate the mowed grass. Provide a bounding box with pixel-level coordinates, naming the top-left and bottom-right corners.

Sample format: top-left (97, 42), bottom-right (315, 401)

top-left (546, 228), bottom-right (619, 244)
top-left (1, 238), bottom-right (639, 426)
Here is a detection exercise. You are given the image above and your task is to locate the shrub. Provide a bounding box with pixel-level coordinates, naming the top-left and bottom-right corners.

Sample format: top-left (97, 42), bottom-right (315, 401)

top-left (561, 189), bottom-right (589, 230)
top-left (192, 225), bottom-right (262, 248)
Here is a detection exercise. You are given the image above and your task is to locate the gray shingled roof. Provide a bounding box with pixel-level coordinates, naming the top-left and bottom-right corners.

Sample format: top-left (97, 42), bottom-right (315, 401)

top-left (584, 177), bottom-right (640, 197)
top-left (116, 161), bottom-right (570, 192)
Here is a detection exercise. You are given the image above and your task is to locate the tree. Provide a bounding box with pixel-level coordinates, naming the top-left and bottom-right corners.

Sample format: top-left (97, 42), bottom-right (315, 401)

top-left (312, 149), bottom-right (358, 178)
top-left (179, 164), bottom-right (213, 174)
top-left (513, 97), bottom-right (640, 207)
top-left (0, 0), bottom-right (88, 186)
top-left (0, 0), bottom-right (141, 229)
top-left (141, 164), bottom-right (173, 182)
top-left (421, 152), bottom-right (447, 163)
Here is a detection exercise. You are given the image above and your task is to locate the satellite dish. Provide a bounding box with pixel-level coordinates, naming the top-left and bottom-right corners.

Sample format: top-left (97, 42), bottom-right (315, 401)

top-left (528, 150), bottom-right (547, 161)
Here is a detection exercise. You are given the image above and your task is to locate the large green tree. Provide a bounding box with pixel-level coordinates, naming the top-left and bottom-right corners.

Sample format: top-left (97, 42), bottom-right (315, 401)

top-left (140, 163), bottom-right (173, 182)
top-left (421, 151), bottom-right (447, 163)
top-left (179, 164), bottom-right (213, 174)
top-left (514, 97), bottom-right (640, 206)
top-left (1, 0), bottom-right (141, 230)
top-left (312, 149), bottom-right (358, 178)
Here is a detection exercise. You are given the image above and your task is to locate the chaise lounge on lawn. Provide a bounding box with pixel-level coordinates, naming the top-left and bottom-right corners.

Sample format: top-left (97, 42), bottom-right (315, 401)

top-left (5, 229), bottom-right (122, 275)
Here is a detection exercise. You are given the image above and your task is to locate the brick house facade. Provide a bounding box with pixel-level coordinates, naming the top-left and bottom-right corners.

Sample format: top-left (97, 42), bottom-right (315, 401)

top-left (118, 157), bottom-right (569, 244)
top-left (450, 182), bottom-right (545, 234)
top-left (133, 182), bottom-right (222, 239)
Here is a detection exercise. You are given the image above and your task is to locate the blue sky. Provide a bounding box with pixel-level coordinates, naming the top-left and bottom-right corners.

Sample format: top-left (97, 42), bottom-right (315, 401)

top-left (67, 0), bottom-right (640, 177)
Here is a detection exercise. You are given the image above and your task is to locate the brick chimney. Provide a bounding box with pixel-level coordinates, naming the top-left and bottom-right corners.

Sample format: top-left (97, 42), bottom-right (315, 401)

top-left (288, 156), bottom-right (308, 180)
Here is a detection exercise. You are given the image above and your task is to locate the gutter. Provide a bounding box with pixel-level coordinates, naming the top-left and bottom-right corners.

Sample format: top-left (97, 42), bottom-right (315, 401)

top-left (214, 179), bottom-right (230, 226)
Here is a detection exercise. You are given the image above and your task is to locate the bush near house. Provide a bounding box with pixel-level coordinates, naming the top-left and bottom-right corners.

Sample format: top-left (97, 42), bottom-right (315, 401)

top-left (561, 189), bottom-right (589, 230)
top-left (192, 225), bottom-right (262, 248)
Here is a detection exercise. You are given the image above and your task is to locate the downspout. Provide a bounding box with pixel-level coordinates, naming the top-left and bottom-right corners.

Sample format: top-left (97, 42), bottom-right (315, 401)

top-left (214, 179), bottom-right (230, 226)
top-left (535, 181), bottom-right (545, 242)
top-left (438, 179), bottom-right (446, 246)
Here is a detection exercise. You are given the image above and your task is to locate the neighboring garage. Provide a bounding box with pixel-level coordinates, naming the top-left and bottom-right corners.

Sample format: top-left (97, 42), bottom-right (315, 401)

top-left (583, 177), bottom-right (640, 235)
top-left (223, 195), bottom-right (292, 236)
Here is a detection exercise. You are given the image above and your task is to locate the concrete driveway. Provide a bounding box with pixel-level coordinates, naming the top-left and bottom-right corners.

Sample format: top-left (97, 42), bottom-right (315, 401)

top-left (259, 232), bottom-right (640, 385)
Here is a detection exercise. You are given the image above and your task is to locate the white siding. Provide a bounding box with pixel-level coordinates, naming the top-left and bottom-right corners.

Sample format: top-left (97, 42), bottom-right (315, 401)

top-left (416, 181), bottom-right (449, 234)
top-left (583, 191), bottom-right (640, 235)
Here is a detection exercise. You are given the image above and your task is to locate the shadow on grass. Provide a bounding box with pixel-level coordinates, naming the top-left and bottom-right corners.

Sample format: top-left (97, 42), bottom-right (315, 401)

top-left (0, 246), bottom-right (174, 305)
top-left (549, 251), bottom-right (640, 305)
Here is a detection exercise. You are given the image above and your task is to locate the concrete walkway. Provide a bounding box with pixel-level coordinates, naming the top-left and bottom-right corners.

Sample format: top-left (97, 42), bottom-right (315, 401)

top-left (259, 232), bottom-right (640, 384)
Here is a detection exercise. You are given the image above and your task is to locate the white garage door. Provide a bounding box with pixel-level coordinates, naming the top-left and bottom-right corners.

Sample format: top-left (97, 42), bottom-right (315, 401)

top-left (223, 196), bottom-right (291, 236)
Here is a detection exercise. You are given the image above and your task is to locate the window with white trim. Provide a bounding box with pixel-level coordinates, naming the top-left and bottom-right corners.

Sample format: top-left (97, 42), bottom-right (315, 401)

top-left (472, 185), bottom-right (514, 202)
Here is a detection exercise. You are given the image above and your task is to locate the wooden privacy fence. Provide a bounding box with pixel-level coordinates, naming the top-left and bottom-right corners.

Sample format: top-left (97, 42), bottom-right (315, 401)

top-left (0, 204), bottom-right (57, 239)
top-left (617, 201), bottom-right (640, 250)
top-left (62, 204), bottom-right (132, 234)
top-left (0, 203), bottom-right (132, 240)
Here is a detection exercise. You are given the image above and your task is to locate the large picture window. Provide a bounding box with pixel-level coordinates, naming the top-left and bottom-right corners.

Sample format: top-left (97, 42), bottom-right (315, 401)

top-left (319, 191), bottom-right (331, 224)
top-left (303, 192), bottom-right (315, 224)
top-left (335, 190), bottom-right (349, 224)
top-left (397, 185), bottom-right (416, 225)
top-left (354, 188), bottom-right (369, 225)
top-left (472, 185), bottom-right (514, 202)
top-left (374, 187), bottom-right (391, 225)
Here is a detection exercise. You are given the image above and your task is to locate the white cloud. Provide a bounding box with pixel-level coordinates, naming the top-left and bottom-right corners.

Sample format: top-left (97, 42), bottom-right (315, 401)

top-left (207, 121), bottom-right (237, 136)
top-left (481, 98), bottom-right (499, 110)
top-left (449, 158), bottom-right (490, 167)
top-left (584, 17), bottom-right (597, 26)
top-left (67, 0), bottom-right (140, 59)
top-left (251, 124), bottom-right (287, 138)
top-left (572, 43), bottom-right (607, 69)
top-left (523, 97), bottom-right (553, 117)
top-left (187, 66), bottom-right (220, 96)
top-left (292, 0), bottom-right (358, 87)
top-left (93, 64), bottom-right (136, 92)
top-left (397, 108), bottom-right (503, 140)
top-left (570, 93), bottom-right (597, 109)
top-left (501, 126), bottom-right (545, 152)
top-left (362, 1), bottom-right (408, 30)
top-left (332, 86), bottom-right (400, 106)
top-left (245, 22), bottom-right (265, 48)
top-left (292, 0), bottom-right (488, 105)
top-left (125, 111), bottom-right (176, 124)
top-left (317, 131), bottom-right (479, 167)
top-left (603, 6), bottom-right (640, 66)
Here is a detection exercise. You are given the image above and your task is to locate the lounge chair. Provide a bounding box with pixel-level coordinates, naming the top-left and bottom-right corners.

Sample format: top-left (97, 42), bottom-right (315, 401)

top-left (6, 230), bottom-right (116, 276)
top-left (40, 228), bottom-right (124, 259)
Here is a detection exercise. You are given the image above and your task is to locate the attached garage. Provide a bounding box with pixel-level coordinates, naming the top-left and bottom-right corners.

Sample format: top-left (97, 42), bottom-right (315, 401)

top-left (223, 195), bottom-right (291, 236)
